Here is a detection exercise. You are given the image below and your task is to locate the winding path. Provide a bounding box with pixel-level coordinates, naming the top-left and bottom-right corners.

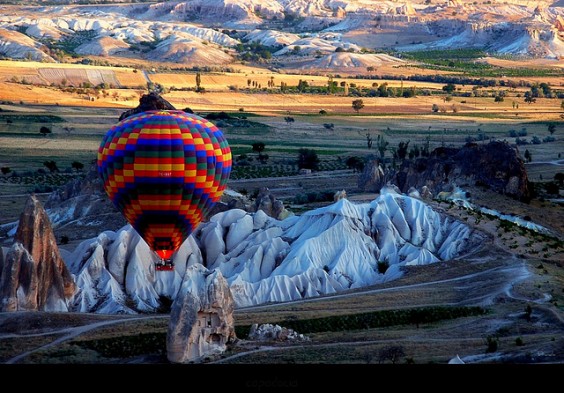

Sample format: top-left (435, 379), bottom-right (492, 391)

top-left (4, 315), bottom-right (168, 364)
top-left (3, 257), bottom-right (554, 364)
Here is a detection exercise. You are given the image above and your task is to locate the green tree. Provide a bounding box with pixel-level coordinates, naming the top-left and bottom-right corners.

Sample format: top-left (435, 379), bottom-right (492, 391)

top-left (251, 142), bottom-right (265, 154)
top-left (525, 304), bottom-right (532, 321)
top-left (485, 336), bottom-right (499, 353)
top-left (297, 79), bottom-right (308, 92)
top-left (377, 83), bottom-right (389, 97)
top-left (376, 135), bottom-right (389, 159)
top-left (71, 161), bottom-right (84, 172)
top-left (43, 160), bottom-right (59, 173)
top-left (195, 72), bottom-right (202, 92)
top-left (39, 126), bottom-right (51, 137)
top-left (442, 83), bottom-right (456, 94)
top-left (397, 140), bottom-right (410, 160)
top-left (524, 149), bottom-right (532, 162)
top-left (554, 172), bottom-right (564, 186)
top-left (345, 156), bottom-right (365, 172)
top-left (1, 167), bottom-right (11, 175)
top-left (352, 99), bottom-right (364, 114)
top-left (327, 75), bottom-right (336, 94)
top-left (284, 116), bottom-right (294, 124)
top-left (297, 148), bottom-right (320, 170)
top-left (524, 91), bottom-right (536, 104)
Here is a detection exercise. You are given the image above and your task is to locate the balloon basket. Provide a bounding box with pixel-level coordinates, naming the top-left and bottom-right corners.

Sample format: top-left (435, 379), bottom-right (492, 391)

top-left (156, 259), bottom-right (175, 272)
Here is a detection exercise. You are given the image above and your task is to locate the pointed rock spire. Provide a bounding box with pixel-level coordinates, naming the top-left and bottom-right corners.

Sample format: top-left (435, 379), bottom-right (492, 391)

top-left (0, 194), bottom-right (76, 311)
top-left (167, 264), bottom-right (236, 363)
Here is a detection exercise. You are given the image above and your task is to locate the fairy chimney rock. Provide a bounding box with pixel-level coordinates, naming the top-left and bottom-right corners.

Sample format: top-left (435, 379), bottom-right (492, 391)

top-left (0, 194), bottom-right (76, 311)
top-left (167, 264), bottom-right (236, 363)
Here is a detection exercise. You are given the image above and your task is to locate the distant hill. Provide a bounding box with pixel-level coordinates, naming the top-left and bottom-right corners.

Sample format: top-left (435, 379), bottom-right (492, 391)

top-left (0, 0), bottom-right (562, 69)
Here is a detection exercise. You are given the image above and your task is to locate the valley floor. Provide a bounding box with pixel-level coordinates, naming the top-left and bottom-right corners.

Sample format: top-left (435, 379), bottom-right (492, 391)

top-left (1, 241), bottom-right (562, 365)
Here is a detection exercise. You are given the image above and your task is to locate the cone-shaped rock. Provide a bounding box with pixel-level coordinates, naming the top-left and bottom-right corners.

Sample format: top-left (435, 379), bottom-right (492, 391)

top-left (0, 194), bottom-right (76, 311)
top-left (167, 264), bottom-right (235, 363)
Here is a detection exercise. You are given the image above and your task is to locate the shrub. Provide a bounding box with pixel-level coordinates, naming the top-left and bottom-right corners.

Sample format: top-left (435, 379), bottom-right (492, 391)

top-left (543, 136), bottom-right (555, 143)
top-left (345, 156), bottom-right (364, 172)
top-left (378, 345), bottom-right (405, 364)
top-left (352, 99), bottom-right (364, 113)
top-left (525, 304), bottom-right (532, 321)
top-left (39, 126), bottom-right (52, 136)
top-left (485, 336), bottom-right (499, 353)
top-left (297, 148), bottom-right (319, 170)
top-left (71, 161), bottom-right (84, 171)
top-left (544, 182), bottom-right (559, 195)
top-left (43, 160), bottom-right (59, 173)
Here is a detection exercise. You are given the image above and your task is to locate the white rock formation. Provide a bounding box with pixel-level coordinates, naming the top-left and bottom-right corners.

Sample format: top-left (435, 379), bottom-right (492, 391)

top-left (244, 29), bottom-right (301, 47)
top-left (448, 354), bottom-right (465, 364)
top-left (167, 264), bottom-right (235, 363)
top-left (0, 28), bottom-right (55, 62)
top-left (62, 187), bottom-right (484, 312)
top-left (248, 323), bottom-right (309, 342)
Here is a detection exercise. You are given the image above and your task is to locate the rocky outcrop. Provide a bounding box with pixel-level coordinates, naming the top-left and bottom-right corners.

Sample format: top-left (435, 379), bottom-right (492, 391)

top-left (334, 190), bottom-right (347, 201)
top-left (360, 141), bottom-right (530, 201)
top-left (448, 354), bottom-right (465, 364)
top-left (253, 187), bottom-right (293, 220)
top-left (0, 194), bottom-right (75, 311)
top-left (167, 264), bottom-right (236, 363)
top-left (44, 163), bottom-right (126, 240)
top-left (357, 156), bottom-right (391, 193)
top-left (118, 92), bottom-right (176, 121)
top-left (248, 323), bottom-right (309, 342)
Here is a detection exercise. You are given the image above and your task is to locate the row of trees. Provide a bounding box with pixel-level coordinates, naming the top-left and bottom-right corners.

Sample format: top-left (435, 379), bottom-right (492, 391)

top-left (1, 160), bottom-right (84, 176)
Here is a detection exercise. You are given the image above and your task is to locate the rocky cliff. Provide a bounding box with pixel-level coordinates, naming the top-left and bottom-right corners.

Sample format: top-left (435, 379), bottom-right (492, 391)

top-left (167, 264), bottom-right (236, 363)
top-left (360, 141), bottom-right (531, 202)
top-left (0, 194), bottom-right (75, 311)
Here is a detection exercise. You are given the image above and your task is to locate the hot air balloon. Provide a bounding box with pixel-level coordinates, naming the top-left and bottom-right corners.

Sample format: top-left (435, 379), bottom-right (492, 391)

top-left (97, 110), bottom-right (232, 271)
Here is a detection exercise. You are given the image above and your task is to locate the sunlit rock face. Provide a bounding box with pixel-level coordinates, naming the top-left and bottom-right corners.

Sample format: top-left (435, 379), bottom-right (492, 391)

top-left (0, 195), bottom-right (75, 312)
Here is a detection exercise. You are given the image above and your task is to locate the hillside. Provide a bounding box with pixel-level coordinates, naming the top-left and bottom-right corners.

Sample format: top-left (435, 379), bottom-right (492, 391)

top-left (0, 0), bottom-right (562, 72)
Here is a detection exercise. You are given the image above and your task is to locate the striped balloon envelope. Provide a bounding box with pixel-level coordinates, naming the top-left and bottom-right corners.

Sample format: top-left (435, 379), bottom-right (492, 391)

top-left (97, 110), bottom-right (231, 270)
